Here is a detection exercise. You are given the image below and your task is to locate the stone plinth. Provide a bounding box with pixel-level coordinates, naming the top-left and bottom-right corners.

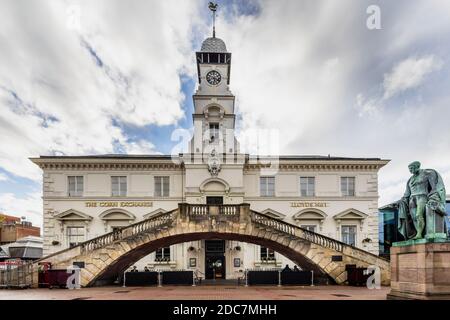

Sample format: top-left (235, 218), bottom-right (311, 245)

top-left (388, 241), bottom-right (450, 300)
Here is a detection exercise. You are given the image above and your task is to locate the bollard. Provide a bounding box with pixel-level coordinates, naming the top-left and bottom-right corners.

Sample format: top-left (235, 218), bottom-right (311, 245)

top-left (311, 270), bottom-right (314, 287)
top-left (122, 271), bottom-right (126, 288)
top-left (158, 271), bottom-right (162, 287)
top-left (278, 270), bottom-right (282, 287)
top-left (245, 269), bottom-right (248, 287)
top-left (192, 271), bottom-right (196, 287)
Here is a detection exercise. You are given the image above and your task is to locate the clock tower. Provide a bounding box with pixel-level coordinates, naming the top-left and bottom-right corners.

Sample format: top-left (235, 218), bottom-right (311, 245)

top-left (189, 32), bottom-right (239, 156)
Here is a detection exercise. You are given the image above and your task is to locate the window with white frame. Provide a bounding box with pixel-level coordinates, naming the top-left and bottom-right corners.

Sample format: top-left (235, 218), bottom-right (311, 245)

top-left (209, 123), bottom-right (219, 143)
top-left (300, 177), bottom-right (315, 197)
top-left (68, 176), bottom-right (83, 197)
top-left (260, 176), bottom-right (275, 197)
top-left (260, 246), bottom-right (275, 261)
top-left (66, 226), bottom-right (85, 247)
top-left (301, 225), bottom-right (317, 232)
top-left (341, 225), bottom-right (357, 246)
top-left (111, 176), bottom-right (127, 197)
top-left (341, 177), bottom-right (355, 197)
top-left (155, 247), bottom-right (171, 262)
top-left (154, 176), bottom-right (170, 197)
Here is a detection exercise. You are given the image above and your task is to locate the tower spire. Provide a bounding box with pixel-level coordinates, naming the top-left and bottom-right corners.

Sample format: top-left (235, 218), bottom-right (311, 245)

top-left (208, 2), bottom-right (218, 38)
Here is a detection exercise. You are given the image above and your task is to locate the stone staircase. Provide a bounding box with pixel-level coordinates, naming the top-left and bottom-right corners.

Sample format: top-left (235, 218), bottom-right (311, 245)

top-left (31, 203), bottom-right (390, 287)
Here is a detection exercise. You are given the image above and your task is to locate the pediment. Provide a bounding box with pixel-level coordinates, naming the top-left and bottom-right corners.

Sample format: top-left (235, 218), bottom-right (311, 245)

top-left (293, 208), bottom-right (327, 221)
top-left (260, 209), bottom-right (286, 220)
top-left (334, 208), bottom-right (368, 220)
top-left (143, 208), bottom-right (168, 219)
top-left (99, 209), bottom-right (136, 221)
top-left (54, 209), bottom-right (93, 221)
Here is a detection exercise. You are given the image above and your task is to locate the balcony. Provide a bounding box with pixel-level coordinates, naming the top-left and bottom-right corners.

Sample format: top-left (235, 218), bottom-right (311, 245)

top-left (178, 203), bottom-right (249, 222)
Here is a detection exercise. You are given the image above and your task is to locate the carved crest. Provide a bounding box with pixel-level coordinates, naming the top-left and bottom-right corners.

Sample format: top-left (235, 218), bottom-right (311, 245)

top-left (207, 149), bottom-right (221, 176)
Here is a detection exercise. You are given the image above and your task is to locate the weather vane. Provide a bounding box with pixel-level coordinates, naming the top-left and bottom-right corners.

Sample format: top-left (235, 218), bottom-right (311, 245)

top-left (208, 2), bottom-right (218, 38)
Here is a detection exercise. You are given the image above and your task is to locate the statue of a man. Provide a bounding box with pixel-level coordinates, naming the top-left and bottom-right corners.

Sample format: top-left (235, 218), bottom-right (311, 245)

top-left (397, 161), bottom-right (447, 241)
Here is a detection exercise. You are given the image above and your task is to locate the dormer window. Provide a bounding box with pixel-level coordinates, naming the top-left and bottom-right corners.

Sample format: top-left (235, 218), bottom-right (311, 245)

top-left (209, 123), bottom-right (219, 143)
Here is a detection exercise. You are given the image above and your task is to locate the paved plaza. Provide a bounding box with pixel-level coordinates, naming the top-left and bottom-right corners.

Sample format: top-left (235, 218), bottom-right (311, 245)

top-left (0, 285), bottom-right (390, 300)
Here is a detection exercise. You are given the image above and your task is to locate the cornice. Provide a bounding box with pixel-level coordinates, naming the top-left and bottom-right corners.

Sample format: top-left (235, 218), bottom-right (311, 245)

top-left (30, 156), bottom-right (389, 172)
top-left (244, 161), bottom-right (388, 171)
top-left (30, 158), bottom-right (183, 171)
top-left (43, 196), bottom-right (184, 201)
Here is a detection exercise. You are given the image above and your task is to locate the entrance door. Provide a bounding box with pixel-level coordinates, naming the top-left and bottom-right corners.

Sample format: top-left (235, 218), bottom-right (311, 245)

top-left (206, 196), bottom-right (223, 205)
top-left (205, 255), bottom-right (225, 280)
top-left (205, 240), bottom-right (226, 279)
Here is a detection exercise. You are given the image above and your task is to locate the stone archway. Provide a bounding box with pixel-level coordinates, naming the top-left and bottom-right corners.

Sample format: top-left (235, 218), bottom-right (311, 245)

top-left (36, 204), bottom-right (390, 287)
top-left (91, 232), bottom-right (332, 286)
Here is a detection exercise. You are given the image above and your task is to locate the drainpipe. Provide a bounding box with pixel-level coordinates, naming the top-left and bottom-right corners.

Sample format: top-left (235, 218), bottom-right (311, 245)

top-left (181, 158), bottom-right (185, 203)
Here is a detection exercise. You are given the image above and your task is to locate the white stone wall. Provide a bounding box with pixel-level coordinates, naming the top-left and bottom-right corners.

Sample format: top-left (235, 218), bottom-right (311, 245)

top-left (37, 158), bottom-right (384, 278)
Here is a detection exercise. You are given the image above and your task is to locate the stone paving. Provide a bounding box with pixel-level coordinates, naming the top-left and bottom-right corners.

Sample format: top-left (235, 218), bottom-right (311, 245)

top-left (0, 285), bottom-right (389, 300)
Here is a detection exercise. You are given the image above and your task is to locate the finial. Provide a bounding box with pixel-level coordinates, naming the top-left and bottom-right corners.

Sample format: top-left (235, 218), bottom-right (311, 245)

top-left (208, 2), bottom-right (218, 38)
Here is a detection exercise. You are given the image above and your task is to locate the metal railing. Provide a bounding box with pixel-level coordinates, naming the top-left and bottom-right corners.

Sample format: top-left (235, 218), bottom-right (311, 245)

top-left (0, 260), bottom-right (34, 289)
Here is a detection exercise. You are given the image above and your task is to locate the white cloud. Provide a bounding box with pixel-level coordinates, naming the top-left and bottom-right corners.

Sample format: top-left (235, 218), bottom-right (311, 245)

top-left (2, 0), bottom-right (450, 229)
top-left (0, 173), bottom-right (8, 182)
top-left (123, 140), bottom-right (160, 155)
top-left (383, 55), bottom-right (443, 99)
top-left (0, 192), bottom-right (42, 228)
top-left (216, 0), bottom-right (450, 206)
top-left (0, 1), bottom-right (204, 181)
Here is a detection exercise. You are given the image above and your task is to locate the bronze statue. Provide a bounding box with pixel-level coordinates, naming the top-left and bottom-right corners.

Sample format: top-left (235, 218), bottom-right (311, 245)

top-left (397, 161), bottom-right (447, 241)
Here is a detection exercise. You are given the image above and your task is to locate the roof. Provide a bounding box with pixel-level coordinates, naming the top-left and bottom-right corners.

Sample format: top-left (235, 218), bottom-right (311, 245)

top-left (36, 154), bottom-right (172, 160)
top-left (32, 154), bottom-right (387, 162)
top-left (3, 236), bottom-right (43, 259)
top-left (255, 155), bottom-right (386, 161)
top-left (0, 213), bottom-right (21, 224)
top-left (10, 236), bottom-right (43, 248)
top-left (201, 37), bottom-right (227, 52)
top-left (0, 248), bottom-right (9, 259)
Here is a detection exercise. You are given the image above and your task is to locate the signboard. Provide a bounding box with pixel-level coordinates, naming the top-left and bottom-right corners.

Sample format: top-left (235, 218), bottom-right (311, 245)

top-left (85, 201), bottom-right (153, 208)
top-left (290, 202), bottom-right (328, 208)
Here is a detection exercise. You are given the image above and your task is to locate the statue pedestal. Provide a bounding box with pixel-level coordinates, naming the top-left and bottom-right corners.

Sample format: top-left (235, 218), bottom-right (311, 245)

top-left (387, 240), bottom-right (450, 300)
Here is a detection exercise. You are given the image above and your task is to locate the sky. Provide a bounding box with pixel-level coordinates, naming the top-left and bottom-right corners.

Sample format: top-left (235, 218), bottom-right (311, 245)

top-left (0, 0), bottom-right (449, 228)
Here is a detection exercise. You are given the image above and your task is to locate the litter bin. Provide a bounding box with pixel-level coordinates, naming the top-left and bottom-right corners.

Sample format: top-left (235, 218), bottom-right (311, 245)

top-left (346, 265), bottom-right (369, 286)
top-left (47, 269), bottom-right (71, 289)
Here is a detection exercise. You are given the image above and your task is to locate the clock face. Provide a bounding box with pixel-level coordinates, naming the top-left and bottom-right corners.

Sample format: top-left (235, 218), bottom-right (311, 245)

top-left (206, 70), bottom-right (221, 85)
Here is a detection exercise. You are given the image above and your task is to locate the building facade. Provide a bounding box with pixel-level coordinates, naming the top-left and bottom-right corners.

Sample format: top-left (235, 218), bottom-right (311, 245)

top-left (0, 214), bottom-right (41, 245)
top-left (31, 34), bottom-right (388, 280)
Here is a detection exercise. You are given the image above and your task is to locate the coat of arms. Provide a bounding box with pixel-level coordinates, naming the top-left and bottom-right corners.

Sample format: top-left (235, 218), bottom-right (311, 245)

top-left (207, 149), bottom-right (221, 176)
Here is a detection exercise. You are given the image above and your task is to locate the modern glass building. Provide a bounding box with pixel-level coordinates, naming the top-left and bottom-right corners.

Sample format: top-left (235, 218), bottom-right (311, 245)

top-left (379, 197), bottom-right (450, 258)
